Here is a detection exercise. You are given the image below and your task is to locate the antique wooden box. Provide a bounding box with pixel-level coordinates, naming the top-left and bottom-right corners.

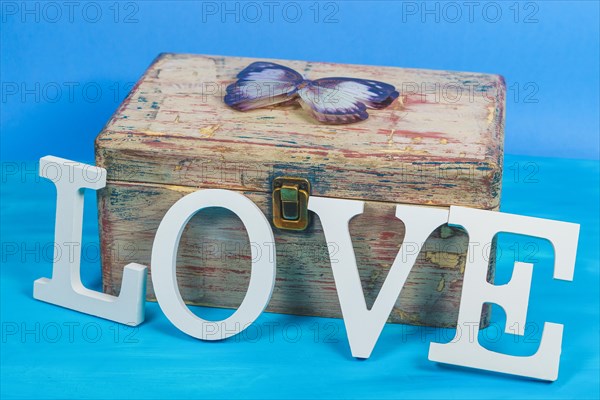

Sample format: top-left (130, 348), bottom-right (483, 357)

top-left (95, 53), bottom-right (504, 327)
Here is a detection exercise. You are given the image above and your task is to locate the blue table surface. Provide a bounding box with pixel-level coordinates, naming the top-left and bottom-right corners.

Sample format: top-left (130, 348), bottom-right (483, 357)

top-left (1, 154), bottom-right (598, 399)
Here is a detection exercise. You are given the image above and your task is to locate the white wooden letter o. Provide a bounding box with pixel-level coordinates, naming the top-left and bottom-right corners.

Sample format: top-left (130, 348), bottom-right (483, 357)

top-left (151, 189), bottom-right (276, 340)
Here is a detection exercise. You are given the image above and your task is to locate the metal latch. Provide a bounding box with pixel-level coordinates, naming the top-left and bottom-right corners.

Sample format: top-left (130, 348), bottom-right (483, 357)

top-left (272, 177), bottom-right (310, 231)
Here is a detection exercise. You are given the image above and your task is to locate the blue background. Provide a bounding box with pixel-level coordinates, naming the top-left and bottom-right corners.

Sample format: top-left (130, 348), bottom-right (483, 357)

top-left (1, 0), bottom-right (599, 161)
top-left (2, 156), bottom-right (599, 399)
top-left (1, 1), bottom-right (599, 399)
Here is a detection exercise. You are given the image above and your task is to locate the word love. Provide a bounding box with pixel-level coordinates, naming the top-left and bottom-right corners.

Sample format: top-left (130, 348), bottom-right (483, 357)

top-left (34, 156), bottom-right (580, 381)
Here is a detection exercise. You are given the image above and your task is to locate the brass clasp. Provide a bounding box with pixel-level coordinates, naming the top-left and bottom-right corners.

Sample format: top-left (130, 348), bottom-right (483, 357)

top-left (272, 177), bottom-right (310, 231)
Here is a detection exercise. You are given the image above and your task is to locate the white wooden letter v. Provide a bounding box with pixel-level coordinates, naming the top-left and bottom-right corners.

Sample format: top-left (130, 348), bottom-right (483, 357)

top-left (308, 197), bottom-right (448, 359)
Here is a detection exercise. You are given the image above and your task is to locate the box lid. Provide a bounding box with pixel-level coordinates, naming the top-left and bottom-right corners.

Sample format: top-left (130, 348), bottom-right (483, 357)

top-left (96, 53), bottom-right (504, 209)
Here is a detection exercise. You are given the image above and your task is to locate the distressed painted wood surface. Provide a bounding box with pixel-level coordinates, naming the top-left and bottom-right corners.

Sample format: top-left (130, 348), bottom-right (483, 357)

top-left (96, 53), bottom-right (504, 208)
top-left (99, 181), bottom-right (493, 327)
top-left (96, 53), bottom-right (504, 327)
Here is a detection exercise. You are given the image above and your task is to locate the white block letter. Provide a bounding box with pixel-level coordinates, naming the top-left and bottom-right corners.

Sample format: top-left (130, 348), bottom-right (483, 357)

top-left (428, 206), bottom-right (580, 381)
top-left (34, 156), bottom-right (147, 326)
top-left (309, 197), bottom-right (449, 358)
top-left (151, 189), bottom-right (276, 340)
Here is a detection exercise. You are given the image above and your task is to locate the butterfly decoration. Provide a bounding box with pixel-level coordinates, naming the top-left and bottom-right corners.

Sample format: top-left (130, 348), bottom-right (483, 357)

top-left (224, 62), bottom-right (399, 124)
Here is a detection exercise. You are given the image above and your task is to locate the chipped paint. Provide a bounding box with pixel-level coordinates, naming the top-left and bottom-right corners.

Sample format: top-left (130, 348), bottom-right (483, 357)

top-left (440, 225), bottom-right (454, 239)
top-left (387, 129), bottom-right (395, 146)
top-left (425, 252), bottom-right (461, 269)
top-left (198, 124), bottom-right (221, 138)
top-left (487, 105), bottom-right (495, 124)
top-left (436, 277), bottom-right (445, 292)
top-left (95, 54), bottom-right (503, 328)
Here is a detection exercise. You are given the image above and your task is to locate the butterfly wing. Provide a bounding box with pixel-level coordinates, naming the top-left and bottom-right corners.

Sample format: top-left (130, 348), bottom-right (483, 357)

top-left (224, 62), bottom-right (304, 111)
top-left (297, 82), bottom-right (369, 124)
top-left (297, 78), bottom-right (399, 124)
top-left (312, 78), bottom-right (400, 109)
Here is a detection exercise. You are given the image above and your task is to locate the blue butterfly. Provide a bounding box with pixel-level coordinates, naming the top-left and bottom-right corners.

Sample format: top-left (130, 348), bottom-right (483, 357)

top-left (224, 62), bottom-right (399, 124)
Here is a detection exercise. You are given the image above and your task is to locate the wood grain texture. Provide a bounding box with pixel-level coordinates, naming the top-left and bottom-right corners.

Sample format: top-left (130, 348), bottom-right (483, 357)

top-left (99, 181), bottom-right (493, 327)
top-left (96, 53), bottom-right (503, 327)
top-left (96, 53), bottom-right (505, 208)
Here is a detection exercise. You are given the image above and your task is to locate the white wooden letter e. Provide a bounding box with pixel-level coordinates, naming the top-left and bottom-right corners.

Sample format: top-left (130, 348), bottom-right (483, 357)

top-left (428, 206), bottom-right (580, 381)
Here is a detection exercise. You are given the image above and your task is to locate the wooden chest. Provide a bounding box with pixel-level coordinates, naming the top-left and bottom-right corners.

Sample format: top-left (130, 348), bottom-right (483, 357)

top-left (95, 53), bottom-right (504, 327)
